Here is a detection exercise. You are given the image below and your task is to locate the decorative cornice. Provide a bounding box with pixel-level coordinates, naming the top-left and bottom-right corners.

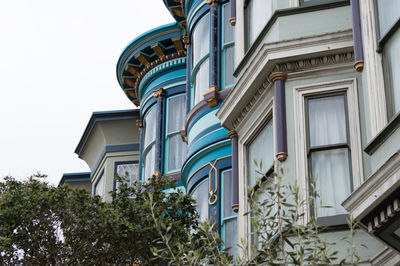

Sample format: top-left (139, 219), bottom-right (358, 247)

top-left (367, 198), bottom-right (400, 233)
top-left (203, 85), bottom-right (219, 108)
top-left (153, 87), bottom-right (164, 99)
top-left (232, 52), bottom-right (354, 129)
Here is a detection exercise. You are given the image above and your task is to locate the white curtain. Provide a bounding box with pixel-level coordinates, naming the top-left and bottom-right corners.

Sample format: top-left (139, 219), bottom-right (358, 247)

top-left (144, 145), bottom-right (155, 182)
top-left (144, 107), bottom-right (157, 148)
top-left (223, 3), bottom-right (234, 44)
top-left (168, 134), bottom-right (187, 171)
top-left (167, 95), bottom-right (185, 133)
top-left (95, 173), bottom-right (105, 198)
top-left (312, 149), bottom-right (351, 217)
top-left (308, 95), bottom-right (350, 217)
top-left (192, 13), bottom-right (210, 66)
top-left (247, 119), bottom-right (274, 187)
top-left (117, 163), bottom-right (139, 187)
top-left (194, 57), bottom-right (209, 105)
top-left (192, 180), bottom-right (209, 221)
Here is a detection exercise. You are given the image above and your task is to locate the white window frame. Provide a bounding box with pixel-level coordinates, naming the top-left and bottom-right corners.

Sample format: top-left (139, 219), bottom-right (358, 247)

top-left (142, 105), bottom-right (157, 182)
top-left (293, 78), bottom-right (364, 223)
top-left (237, 84), bottom-right (274, 251)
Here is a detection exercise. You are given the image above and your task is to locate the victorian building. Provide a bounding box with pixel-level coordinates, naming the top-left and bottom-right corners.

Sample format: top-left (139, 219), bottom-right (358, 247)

top-left (61, 0), bottom-right (400, 263)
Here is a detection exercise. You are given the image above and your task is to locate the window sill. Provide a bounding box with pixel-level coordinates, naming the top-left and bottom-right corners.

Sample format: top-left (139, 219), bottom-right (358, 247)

top-left (365, 112), bottom-right (400, 155)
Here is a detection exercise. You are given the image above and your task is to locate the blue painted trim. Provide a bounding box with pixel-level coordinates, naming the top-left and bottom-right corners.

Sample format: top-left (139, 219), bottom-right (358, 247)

top-left (75, 109), bottom-right (140, 156)
top-left (113, 160), bottom-right (139, 190)
top-left (186, 43), bottom-right (192, 114)
top-left (59, 172), bottom-right (91, 186)
top-left (187, 104), bottom-right (219, 133)
top-left (188, 123), bottom-right (221, 147)
top-left (187, 134), bottom-right (229, 159)
top-left (91, 144), bottom-right (140, 178)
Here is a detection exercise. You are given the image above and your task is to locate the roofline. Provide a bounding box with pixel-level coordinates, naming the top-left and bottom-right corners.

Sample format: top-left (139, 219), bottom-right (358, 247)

top-left (74, 109), bottom-right (140, 156)
top-left (59, 172), bottom-right (91, 186)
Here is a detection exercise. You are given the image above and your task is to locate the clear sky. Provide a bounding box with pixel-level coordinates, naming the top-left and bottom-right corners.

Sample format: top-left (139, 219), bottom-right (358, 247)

top-left (0, 0), bottom-right (174, 185)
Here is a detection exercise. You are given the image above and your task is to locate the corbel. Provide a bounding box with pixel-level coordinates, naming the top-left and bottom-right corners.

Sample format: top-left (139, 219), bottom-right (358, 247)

top-left (126, 65), bottom-right (140, 76)
top-left (153, 87), bottom-right (164, 99)
top-left (123, 78), bottom-right (136, 88)
top-left (203, 85), bottom-right (219, 108)
top-left (171, 37), bottom-right (185, 53)
top-left (136, 119), bottom-right (143, 130)
top-left (125, 89), bottom-right (137, 99)
top-left (135, 53), bottom-right (151, 66)
top-left (180, 126), bottom-right (188, 144)
top-left (150, 43), bottom-right (166, 58)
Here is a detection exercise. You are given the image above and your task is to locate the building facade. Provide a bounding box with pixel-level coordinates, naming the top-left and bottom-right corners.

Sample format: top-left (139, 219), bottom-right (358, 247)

top-left (62, 0), bottom-right (400, 263)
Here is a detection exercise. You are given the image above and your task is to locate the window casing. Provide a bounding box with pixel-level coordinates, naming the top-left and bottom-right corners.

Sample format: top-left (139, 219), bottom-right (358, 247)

top-left (299, 0), bottom-right (342, 6)
top-left (165, 94), bottom-right (187, 173)
top-left (115, 162), bottom-right (139, 188)
top-left (305, 93), bottom-right (352, 218)
top-left (222, 2), bottom-right (236, 90)
top-left (244, 0), bottom-right (272, 51)
top-left (221, 169), bottom-right (238, 256)
top-left (94, 171), bottom-right (105, 198)
top-left (247, 117), bottom-right (274, 187)
top-left (191, 13), bottom-right (210, 107)
top-left (191, 179), bottom-right (209, 222)
top-left (376, 0), bottom-right (400, 118)
top-left (142, 106), bottom-right (157, 182)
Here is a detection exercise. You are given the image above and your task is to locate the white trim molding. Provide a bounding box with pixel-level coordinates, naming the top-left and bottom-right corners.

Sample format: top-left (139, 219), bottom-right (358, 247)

top-left (359, 0), bottom-right (387, 138)
top-left (294, 78), bottom-right (364, 222)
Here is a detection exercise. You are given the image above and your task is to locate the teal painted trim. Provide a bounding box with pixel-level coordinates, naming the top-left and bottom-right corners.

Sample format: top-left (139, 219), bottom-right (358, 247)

top-left (187, 1), bottom-right (208, 31)
top-left (187, 109), bottom-right (220, 142)
top-left (188, 127), bottom-right (228, 155)
top-left (138, 58), bottom-right (186, 99)
top-left (91, 144), bottom-right (140, 178)
top-left (182, 139), bottom-right (232, 185)
top-left (116, 22), bottom-right (180, 85)
top-left (140, 79), bottom-right (185, 114)
top-left (59, 172), bottom-right (91, 186)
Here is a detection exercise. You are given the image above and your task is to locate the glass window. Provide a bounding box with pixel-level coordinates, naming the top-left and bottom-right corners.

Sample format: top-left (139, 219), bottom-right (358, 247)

top-left (376, 0), bottom-right (400, 117)
top-left (222, 3), bottom-right (236, 89)
top-left (221, 169), bottom-right (238, 256)
top-left (165, 94), bottom-right (187, 172)
top-left (116, 162), bottom-right (139, 188)
top-left (247, 118), bottom-right (274, 187)
top-left (191, 179), bottom-right (209, 222)
top-left (143, 106), bottom-right (157, 182)
top-left (94, 171), bottom-right (105, 198)
top-left (191, 13), bottom-right (210, 106)
top-left (244, 0), bottom-right (272, 51)
top-left (306, 94), bottom-right (352, 218)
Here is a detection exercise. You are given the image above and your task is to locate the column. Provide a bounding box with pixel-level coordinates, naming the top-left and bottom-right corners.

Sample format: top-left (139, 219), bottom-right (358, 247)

top-left (351, 0), bottom-right (364, 72)
top-left (228, 130), bottom-right (239, 213)
top-left (153, 87), bottom-right (164, 177)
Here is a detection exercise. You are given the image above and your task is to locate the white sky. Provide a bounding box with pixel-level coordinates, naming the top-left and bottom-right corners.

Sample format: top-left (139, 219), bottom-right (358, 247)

top-left (0, 0), bottom-right (174, 185)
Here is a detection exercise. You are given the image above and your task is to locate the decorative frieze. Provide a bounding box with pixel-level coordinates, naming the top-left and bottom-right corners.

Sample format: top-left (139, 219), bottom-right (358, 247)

top-left (367, 198), bottom-right (400, 233)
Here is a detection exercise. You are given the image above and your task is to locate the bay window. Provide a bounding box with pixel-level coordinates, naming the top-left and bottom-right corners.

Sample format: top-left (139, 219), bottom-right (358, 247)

top-left (376, 0), bottom-right (400, 118)
top-left (143, 106), bottom-right (157, 182)
top-left (222, 2), bottom-right (236, 90)
top-left (244, 0), bottom-right (272, 51)
top-left (306, 93), bottom-right (351, 218)
top-left (221, 169), bottom-right (238, 256)
top-left (191, 13), bottom-right (210, 106)
top-left (247, 118), bottom-right (274, 187)
top-left (115, 162), bottom-right (139, 188)
top-left (165, 94), bottom-right (187, 173)
top-left (191, 179), bottom-right (209, 221)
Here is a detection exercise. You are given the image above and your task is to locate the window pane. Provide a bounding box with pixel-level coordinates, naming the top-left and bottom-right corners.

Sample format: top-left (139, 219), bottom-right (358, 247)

top-left (167, 95), bottom-right (186, 133)
top-left (224, 218), bottom-right (238, 256)
top-left (225, 45), bottom-right (236, 87)
top-left (95, 172), bottom-right (105, 197)
top-left (191, 180), bottom-right (209, 221)
top-left (168, 134), bottom-right (187, 171)
top-left (308, 95), bottom-right (347, 147)
top-left (247, 119), bottom-right (274, 187)
top-left (194, 58), bottom-right (209, 105)
top-left (377, 0), bottom-right (400, 38)
top-left (246, 0), bottom-right (271, 49)
top-left (144, 145), bottom-right (155, 182)
top-left (223, 170), bottom-right (235, 218)
top-left (144, 107), bottom-right (157, 148)
top-left (384, 29), bottom-right (400, 115)
top-left (117, 163), bottom-right (139, 187)
top-left (192, 13), bottom-right (210, 67)
top-left (223, 3), bottom-right (234, 44)
top-left (311, 148), bottom-right (351, 217)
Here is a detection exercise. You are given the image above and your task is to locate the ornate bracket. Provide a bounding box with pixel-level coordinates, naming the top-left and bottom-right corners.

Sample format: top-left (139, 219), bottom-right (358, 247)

top-left (203, 85), bottom-right (219, 108)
